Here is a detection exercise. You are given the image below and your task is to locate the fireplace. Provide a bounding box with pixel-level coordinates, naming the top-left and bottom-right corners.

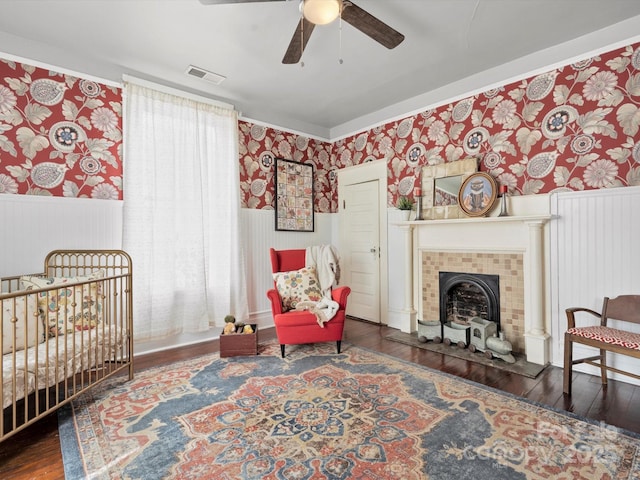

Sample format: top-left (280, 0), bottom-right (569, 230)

top-left (421, 251), bottom-right (525, 354)
top-left (395, 203), bottom-right (551, 365)
top-left (439, 271), bottom-right (500, 330)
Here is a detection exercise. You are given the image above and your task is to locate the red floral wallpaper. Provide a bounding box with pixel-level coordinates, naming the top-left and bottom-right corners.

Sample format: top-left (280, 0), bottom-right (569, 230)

top-left (238, 122), bottom-right (336, 213)
top-left (0, 59), bottom-right (122, 199)
top-left (240, 41), bottom-right (640, 212)
top-left (3, 40), bottom-right (638, 211)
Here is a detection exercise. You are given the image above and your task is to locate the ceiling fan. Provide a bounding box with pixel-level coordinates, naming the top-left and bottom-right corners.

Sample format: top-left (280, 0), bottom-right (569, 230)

top-left (199, 0), bottom-right (405, 64)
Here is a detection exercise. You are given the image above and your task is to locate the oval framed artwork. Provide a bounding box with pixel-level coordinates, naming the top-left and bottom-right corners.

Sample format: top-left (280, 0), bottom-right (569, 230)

top-left (458, 172), bottom-right (497, 217)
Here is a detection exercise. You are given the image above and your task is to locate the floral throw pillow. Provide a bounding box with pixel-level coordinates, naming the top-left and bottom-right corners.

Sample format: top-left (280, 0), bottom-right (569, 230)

top-left (2, 293), bottom-right (45, 354)
top-left (20, 271), bottom-right (104, 336)
top-left (273, 266), bottom-right (323, 311)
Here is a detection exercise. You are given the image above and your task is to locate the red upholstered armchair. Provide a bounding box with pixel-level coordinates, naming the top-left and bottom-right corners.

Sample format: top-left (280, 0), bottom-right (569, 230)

top-left (266, 248), bottom-right (351, 358)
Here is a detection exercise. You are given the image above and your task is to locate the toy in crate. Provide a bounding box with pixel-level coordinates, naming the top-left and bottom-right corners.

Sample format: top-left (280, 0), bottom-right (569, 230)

top-left (417, 319), bottom-right (442, 343)
top-left (442, 321), bottom-right (471, 348)
top-left (468, 317), bottom-right (515, 363)
top-left (220, 315), bottom-right (258, 358)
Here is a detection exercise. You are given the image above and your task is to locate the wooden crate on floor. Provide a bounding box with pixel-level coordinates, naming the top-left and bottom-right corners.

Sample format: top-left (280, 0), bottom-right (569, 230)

top-left (220, 324), bottom-right (258, 357)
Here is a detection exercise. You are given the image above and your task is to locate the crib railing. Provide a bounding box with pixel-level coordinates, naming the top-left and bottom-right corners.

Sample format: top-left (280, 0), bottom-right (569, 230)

top-left (1, 250), bottom-right (133, 442)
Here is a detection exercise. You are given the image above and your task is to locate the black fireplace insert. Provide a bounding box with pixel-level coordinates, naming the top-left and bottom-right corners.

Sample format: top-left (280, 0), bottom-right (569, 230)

top-left (439, 271), bottom-right (500, 331)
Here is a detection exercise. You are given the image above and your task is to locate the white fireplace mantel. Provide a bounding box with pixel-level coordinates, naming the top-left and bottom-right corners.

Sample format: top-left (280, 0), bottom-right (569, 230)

top-left (395, 200), bottom-right (553, 365)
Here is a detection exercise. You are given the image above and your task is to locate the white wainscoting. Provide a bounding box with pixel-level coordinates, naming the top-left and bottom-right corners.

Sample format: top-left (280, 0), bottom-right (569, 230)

top-left (0, 195), bottom-right (123, 277)
top-left (550, 186), bottom-right (640, 383)
top-left (241, 208), bottom-right (335, 325)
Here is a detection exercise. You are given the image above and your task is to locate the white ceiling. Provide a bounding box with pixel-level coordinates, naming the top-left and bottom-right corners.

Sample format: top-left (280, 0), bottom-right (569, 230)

top-left (0, 0), bottom-right (639, 139)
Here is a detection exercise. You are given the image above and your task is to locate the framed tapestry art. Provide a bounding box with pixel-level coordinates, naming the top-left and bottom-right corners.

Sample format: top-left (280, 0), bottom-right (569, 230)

top-left (275, 158), bottom-right (314, 232)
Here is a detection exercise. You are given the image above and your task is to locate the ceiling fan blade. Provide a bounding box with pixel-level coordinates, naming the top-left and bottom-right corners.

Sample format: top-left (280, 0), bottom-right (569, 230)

top-left (198, 0), bottom-right (286, 5)
top-left (341, 1), bottom-right (405, 49)
top-left (282, 18), bottom-right (316, 64)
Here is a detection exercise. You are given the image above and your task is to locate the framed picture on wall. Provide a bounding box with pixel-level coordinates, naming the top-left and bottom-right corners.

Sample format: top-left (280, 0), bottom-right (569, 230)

top-left (275, 158), bottom-right (314, 232)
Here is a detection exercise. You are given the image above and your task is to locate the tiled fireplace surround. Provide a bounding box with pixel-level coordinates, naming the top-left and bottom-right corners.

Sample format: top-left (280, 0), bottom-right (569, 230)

top-left (422, 252), bottom-right (525, 353)
top-left (398, 195), bottom-right (552, 365)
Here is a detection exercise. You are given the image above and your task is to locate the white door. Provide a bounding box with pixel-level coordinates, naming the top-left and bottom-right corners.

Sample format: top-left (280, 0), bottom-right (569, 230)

top-left (341, 180), bottom-right (380, 322)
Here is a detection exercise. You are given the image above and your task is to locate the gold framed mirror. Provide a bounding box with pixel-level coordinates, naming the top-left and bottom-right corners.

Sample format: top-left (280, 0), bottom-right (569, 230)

top-left (420, 158), bottom-right (478, 219)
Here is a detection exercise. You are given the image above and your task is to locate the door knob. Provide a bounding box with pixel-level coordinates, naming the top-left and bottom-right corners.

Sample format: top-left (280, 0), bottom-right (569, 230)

top-left (370, 247), bottom-right (377, 254)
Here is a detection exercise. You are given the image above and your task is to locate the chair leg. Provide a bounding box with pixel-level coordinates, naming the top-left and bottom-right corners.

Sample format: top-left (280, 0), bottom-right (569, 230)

top-left (600, 349), bottom-right (608, 386)
top-left (336, 340), bottom-right (342, 354)
top-left (563, 335), bottom-right (573, 395)
top-left (280, 344), bottom-right (285, 358)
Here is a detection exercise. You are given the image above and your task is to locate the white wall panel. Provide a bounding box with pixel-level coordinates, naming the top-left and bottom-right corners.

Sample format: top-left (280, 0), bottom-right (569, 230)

top-left (387, 209), bottom-right (409, 330)
top-left (241, 209), bottom-right (333, 320)
top-left (550, 186), bottom-right (640, 382)
top-left (0, 195), bottom-right (122, 277)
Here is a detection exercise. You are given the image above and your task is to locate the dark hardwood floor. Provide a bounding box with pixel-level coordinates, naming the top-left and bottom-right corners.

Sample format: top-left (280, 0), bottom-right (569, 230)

top-left (2, 318), bottom-right (639, 479)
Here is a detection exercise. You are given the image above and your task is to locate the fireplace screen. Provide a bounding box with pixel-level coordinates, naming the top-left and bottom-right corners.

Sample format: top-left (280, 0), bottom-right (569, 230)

top-left (439, 271), bottom-right (500, 330)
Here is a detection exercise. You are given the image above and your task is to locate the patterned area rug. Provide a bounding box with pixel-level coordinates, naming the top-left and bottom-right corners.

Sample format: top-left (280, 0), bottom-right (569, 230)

top-left (59, 342), bottom-right (640, 479)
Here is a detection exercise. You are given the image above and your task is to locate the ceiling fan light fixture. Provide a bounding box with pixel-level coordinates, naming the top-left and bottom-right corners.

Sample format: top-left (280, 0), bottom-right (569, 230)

top-left (301, 0), bottom-right (342, 25)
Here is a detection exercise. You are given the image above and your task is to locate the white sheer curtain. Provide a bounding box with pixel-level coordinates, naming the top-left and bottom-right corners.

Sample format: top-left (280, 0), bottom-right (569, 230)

top-left (123, 82), bottom-right (248, 341)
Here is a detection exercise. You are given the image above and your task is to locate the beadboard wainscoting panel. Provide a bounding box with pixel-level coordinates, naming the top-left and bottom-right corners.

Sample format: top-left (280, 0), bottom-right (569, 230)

top-left (550, 186), bottom-right (640, 383)
top-left (241, 208), bottom-right (333, 321)
top-left (0, 195), bottom-right (123, 277)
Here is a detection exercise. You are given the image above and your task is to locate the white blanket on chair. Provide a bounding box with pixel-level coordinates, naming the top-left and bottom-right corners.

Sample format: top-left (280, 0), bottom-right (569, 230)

top-left (304, 245), bottom-right (341, 324)
top-left (306, 245), bottom-right (340, 293)
top-left (294, 298), bottom-right (339, 327)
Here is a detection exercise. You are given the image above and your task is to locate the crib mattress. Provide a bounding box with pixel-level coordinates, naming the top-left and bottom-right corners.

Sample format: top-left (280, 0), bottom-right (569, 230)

top-left (2, 327), bottom-right (127, 409)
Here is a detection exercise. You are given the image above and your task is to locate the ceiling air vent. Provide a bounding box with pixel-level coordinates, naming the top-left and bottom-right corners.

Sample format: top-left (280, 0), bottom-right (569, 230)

top-left (185, 65), bottom-right (226, 85)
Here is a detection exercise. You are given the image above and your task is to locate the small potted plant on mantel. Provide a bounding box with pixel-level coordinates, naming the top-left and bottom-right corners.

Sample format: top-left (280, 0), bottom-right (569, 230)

top-left (396, 196), bottom-right (414, 221)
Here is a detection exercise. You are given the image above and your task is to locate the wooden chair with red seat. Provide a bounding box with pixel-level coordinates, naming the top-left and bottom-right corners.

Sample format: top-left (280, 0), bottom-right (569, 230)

top-left (563, 295), bottom-right (640, 395)
top-left (266, 248), bottom-right (351, 358)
